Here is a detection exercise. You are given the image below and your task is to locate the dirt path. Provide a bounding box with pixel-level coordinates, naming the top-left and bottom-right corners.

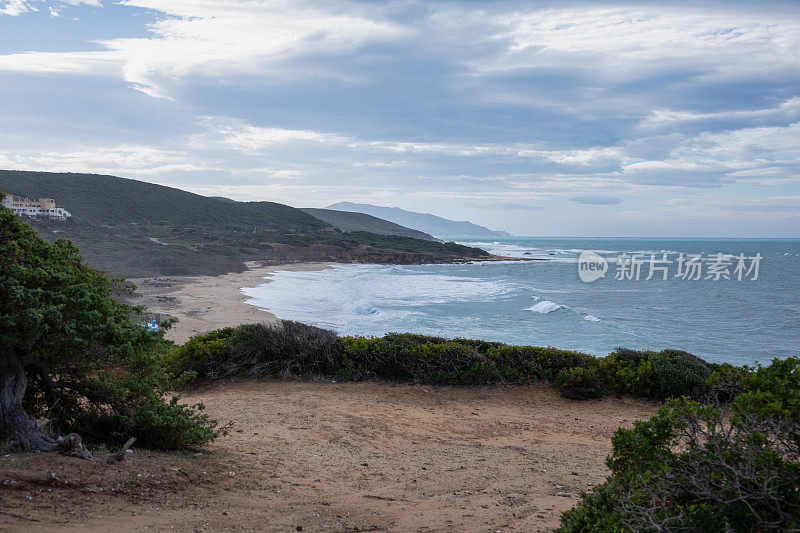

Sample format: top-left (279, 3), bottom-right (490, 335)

top-left (0, 381), bottom-right (657, 532)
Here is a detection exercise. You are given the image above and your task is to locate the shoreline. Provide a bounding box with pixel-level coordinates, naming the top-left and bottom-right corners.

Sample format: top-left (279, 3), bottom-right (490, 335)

top-left (128, 257), bottom-right (539, 344)
top-left (127, 261), bottom-right (334, 344)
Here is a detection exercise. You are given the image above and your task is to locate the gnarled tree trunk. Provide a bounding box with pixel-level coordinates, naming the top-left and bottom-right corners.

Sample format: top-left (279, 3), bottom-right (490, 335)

top-left (0, 354), bottom-right (90, 458)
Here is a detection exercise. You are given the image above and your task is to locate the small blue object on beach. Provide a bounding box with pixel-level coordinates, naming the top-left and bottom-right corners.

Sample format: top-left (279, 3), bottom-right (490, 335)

top-left (143, 319), bottom-right (159, 332)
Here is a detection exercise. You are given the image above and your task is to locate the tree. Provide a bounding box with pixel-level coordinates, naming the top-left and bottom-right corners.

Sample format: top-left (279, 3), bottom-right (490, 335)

top-left (0, 191), bottom-right (215, 454)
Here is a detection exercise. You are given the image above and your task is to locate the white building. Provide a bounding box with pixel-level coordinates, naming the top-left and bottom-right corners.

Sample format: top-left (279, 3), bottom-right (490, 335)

top-left (1, 194), bottom-right (72, 221)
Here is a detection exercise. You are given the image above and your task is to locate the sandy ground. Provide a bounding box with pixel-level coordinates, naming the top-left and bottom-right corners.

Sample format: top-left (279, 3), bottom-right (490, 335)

top-left (127, 262), bottom-right (333, 344)
top-left (0, 381), bottom-right (658, 532)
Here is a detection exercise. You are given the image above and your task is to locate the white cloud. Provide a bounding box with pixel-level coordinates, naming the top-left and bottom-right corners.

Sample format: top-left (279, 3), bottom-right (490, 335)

top-left (696, 122), bottom-right (800, 161)
top-left (216, 123), bottom-right (349, 151)
top-left (477, 7), bottom-right (800, 75)
top-left (0, 50), bottom-right (121, 74)
top-left (0, 1), bottom-right (407, 96)
top-left (111, 0), bottom-right (406, 96)
top-left (0, 144), bottom-right (203, 176)
top-left (0, 0), bottom-right (101, 16)
top-left (0, 0), bottom-right (36, 16)
top-left (643, 98), bottom-right (800, 128)
top-left (631, 195), bottom-right (800, 221)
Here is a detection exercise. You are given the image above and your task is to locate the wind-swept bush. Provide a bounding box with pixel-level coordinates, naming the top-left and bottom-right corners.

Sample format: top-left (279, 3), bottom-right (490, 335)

top-left (0, 193), bottom-right (216, 452)
top-left (166, 321), bottom-right (343, 382)
top-left (649, 349), bottom-right (712, 399)
top-left (169, 325), bottom-right (717, 404)
top-left (225, 321), bottom-right (343, 378)
top-left (558, 357), bottom-right (800, 532)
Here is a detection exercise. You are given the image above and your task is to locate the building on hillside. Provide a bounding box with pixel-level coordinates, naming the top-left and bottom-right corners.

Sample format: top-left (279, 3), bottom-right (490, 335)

top-left (1, 194), bottom-right (72, 221)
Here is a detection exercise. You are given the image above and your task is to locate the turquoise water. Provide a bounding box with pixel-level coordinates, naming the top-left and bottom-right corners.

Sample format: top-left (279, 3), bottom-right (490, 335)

top-left (241, 238), bottom-right (799, 366)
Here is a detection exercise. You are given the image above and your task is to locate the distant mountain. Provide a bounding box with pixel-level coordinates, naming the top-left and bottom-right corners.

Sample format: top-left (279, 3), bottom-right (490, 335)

top-left (326, 202), bottom-right (512, 238)
top-left (302, 208), bottom-right (438, 241)
top-left (0, 171), bottom-right (491, 277)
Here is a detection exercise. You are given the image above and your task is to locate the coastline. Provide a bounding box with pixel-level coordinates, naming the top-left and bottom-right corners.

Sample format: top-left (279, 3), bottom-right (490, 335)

top-left (127, 261), bottom-right (334, 344)
top-left (127, 256), bottom-right (535, 345)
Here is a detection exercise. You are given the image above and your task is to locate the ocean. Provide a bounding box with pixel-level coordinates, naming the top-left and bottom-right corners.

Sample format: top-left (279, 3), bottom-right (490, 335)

top-left (241, 238), bottom-right (799, 366)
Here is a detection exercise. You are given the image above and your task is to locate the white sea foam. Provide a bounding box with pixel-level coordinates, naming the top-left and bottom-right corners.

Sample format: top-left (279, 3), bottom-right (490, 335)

top-left (584, 315), bottom-right (601, 322)
top-left (241, 264), bottom-right (520, 335)
top-left (527, 300), bottom-right (562, 314)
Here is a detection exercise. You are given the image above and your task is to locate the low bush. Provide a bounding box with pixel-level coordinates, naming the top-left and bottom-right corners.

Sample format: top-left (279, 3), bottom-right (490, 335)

top-left (556, 367), bottom-right (605, 400)
top-left (339, 335), bottom-right (500, 385)
top-left (225, 321), bottom-right (343, 378)
top-left (166, 321), bottom-right (343, 383)
top-left (649, 349), bottom-right (711, 399)
top-left (558, 357), bottom-right (800, 532)
top-left (163, 327), bottom-right (235, 382)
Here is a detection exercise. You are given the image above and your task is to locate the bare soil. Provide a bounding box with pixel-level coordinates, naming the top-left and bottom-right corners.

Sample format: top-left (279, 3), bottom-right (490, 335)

top-left (0, 381), bottom-right (657, 532)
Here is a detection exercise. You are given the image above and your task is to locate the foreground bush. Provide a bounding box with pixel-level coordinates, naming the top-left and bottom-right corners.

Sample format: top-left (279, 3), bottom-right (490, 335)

top-left (558, 357), bottom-right (800, 532)
top-left (1, 194), bottom-right (216, 452)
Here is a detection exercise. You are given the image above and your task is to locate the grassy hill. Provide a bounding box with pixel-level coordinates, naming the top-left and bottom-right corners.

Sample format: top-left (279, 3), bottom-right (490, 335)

top-left (301, 208), bottom-right (438, 241)
top-left (0, 171), bottom-right (326, 231)
top-left (0, 170), bottom-right (490, 277)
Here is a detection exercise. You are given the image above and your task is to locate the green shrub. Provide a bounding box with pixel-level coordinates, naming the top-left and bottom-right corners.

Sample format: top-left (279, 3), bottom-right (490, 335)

top-left (556, 367), bottom-right (605, 400)
top-left (531, 348), bottom-right (599, 381)
top-left (338, 336), bottom-right (496, 385)
top-left (224, 321), bottom-right (343, 378)
top-left (598, 350), bottom-right (658, 397)
top-left (163, 327), bottom-right (235, 382)
top-left (558, 357), bottom-right (800, 532)
top-left (596, 348), bottom-right (711, 400)
top-left (650, 349), bottom-right (711, 399)
top-left (557, 481), bottom-right (623, 533)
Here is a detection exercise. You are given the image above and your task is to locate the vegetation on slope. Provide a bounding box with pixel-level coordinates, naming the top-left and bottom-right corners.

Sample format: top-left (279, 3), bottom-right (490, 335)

top-left (0, 193), bottom-right (216, 453)
top-left (301, 207), bottom-right (438, 241)
top-left (0, 170), bottom-right (490, 277)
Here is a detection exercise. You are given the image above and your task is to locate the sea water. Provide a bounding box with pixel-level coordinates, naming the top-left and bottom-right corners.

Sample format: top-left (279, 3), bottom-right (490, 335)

top-left (241, 238), bottom-right (799, 365)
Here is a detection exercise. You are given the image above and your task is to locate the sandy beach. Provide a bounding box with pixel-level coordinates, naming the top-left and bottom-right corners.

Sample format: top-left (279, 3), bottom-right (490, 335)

top-left (127, 261), bottom-right (333, 344)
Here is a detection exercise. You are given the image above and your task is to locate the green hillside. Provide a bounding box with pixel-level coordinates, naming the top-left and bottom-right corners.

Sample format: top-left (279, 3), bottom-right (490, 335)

top-left (0, 171), bottom-right (326, 231)
top-left (301, 208), bottom-right (438, 241)
top-left (0, 170), bottom-right (490, 277)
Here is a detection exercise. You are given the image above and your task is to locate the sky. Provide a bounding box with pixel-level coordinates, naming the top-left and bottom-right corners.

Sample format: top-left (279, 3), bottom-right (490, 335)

top-left (1, 0), bottom-right (799, 237)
